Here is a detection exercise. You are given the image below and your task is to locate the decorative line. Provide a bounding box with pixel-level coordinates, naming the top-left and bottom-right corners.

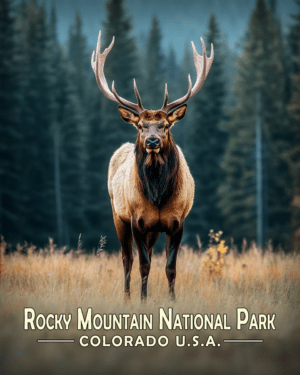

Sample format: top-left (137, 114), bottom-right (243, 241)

top-left (37, 339), bottom-right (75, 343)
top-left (224, 339), bottom-right (263, 343)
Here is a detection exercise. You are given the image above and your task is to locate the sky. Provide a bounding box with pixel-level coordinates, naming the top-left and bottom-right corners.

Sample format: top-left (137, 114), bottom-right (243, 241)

top-left (46, 0), bottom-right (298, 60)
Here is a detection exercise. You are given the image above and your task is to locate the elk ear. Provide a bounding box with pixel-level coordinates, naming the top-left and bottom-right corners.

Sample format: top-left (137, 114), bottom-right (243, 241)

top-left (167, 104), bottom-right (187, 127)
top-left (118, 106), bottom-right (139, 127)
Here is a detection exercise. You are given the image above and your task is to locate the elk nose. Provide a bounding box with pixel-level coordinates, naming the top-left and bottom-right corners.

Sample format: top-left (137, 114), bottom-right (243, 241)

top-left (146, 138), bottom-right (160, 149)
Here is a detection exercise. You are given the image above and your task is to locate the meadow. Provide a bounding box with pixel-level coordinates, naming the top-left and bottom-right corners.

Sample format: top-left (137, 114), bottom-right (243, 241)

top-left (1, 236), bottom-right (300, 374)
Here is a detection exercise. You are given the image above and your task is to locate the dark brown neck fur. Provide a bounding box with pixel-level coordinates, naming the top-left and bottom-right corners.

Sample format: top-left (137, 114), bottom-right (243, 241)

top-left (135, 134), bottom-right (180, 206)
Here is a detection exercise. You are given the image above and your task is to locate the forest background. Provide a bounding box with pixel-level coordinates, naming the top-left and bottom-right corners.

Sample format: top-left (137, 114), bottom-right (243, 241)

top-left (1, 0), bottom-right (300, 253)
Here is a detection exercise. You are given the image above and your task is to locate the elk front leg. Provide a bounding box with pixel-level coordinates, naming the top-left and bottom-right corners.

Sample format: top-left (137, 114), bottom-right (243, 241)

top-left (112, 208), bottom-right (133, 298)
top-left (165, 227), bottom-right (183, 300)
top-left (132, 223), bottom-right (151, 300)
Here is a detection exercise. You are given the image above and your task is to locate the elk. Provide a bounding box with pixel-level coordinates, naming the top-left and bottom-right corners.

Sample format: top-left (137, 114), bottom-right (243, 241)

top-left (91, 31), bottom-right (214, 299)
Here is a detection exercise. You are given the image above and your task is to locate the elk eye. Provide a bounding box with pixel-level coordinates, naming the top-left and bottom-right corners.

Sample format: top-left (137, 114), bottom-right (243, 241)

top-left (157, 125), bottom-right (164, 129)
top-left (138, 124), bottom-right (142, 129)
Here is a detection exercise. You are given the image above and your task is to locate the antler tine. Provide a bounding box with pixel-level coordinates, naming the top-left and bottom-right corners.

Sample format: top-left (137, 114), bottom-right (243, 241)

top-left (160, 75), bottom-right (192, 114)
top-left (160, 37), bottom-right (214, 114)
top-left (133, 79), bottom-right (145, 111)
top-left (162, 83), bottom-right (169, 109)
top-left (112, 80), bottom-right (145, 114)
top-left (91, 30), bottom-right (145, 114)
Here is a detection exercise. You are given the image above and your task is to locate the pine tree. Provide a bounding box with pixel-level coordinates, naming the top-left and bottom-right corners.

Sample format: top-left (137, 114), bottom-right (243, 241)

top-left (15, 0), bottom-right (57, 245)
top-left (184, 14), bottom-right (227, 246)
top-left (50, 23), bottom-right (88, 248)
top-left (13, 0), bottom-right (32, 243)
top-left (142, 15), bottom-right (165, 109)
top-left (218, 0), bottom-right (291, 247)
top-left (58, 60), bottom-right (88, 248)
top-left (68, 10), bottom-right (91, 102)
top-left (57, 10), bottom-right (92, 248)
top-left (83, 85), bottom-right (103, 250)
top-left (48, 1), bottom-right (64, 247)
top-left (0, 0), bottom-right (22, 244)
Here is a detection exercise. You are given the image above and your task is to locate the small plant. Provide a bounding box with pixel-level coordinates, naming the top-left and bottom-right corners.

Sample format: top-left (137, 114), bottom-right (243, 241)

top-left (202, 230), bottom-right (228, 278)
top-left (76, 233), bottom-right (83, 256)
top-left (77, 233), bottom-right (82, 251)
top-left (196, 234), bottom-right (202, 251)
top-left (48, 237), bottom-right (55, 254)
top-left (96, 236), bottom-right (107, 256)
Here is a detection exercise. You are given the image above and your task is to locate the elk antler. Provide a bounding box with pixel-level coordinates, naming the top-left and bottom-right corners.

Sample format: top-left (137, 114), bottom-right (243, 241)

top-left (160, 37), bottom-right (214, 114)
top-left (91, 31), bottom-right (145, 114)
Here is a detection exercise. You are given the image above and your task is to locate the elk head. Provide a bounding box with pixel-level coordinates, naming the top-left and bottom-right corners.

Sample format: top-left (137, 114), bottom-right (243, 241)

top-left (117, 106), bottom-right (187, 157)
top-left (91, 30), bottom-right (214, 154)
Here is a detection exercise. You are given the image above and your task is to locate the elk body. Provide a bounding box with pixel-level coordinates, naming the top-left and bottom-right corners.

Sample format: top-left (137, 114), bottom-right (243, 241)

top-left (91, 31), bottom-right (214, 299)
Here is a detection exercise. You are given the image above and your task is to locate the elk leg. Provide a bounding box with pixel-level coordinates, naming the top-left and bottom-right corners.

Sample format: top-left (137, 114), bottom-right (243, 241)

top-left (112, 208), bottom-right (133, 298)
top-left (132, 225), bottom-right (151, 299)
top-left (165, 228), bottom-right (183, 300)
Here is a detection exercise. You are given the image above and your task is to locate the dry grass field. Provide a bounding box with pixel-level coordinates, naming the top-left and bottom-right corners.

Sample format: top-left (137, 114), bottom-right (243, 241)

top-left (1, 236), bottom-right (300, 375)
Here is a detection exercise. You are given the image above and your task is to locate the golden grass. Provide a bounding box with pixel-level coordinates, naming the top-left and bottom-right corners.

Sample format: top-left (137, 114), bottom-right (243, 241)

top-left (1, 240), bottom-right (300, 374)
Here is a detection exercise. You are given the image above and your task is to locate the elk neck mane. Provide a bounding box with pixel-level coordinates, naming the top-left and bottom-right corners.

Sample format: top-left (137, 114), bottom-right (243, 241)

top-left (134, 134), bottom-right (180, 206)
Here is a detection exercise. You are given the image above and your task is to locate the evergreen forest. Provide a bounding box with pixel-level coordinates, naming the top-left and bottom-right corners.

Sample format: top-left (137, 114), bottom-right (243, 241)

top-left (0, 0), bottom-right (299, 252)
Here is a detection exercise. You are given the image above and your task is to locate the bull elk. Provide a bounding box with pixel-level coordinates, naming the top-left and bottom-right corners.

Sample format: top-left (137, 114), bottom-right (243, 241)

top-left (91, 31), bottom-right (214, 299)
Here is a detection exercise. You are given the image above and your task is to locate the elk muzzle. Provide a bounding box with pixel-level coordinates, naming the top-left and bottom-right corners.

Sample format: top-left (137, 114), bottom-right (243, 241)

top-left (145, 137), bottom-right (161, 153)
